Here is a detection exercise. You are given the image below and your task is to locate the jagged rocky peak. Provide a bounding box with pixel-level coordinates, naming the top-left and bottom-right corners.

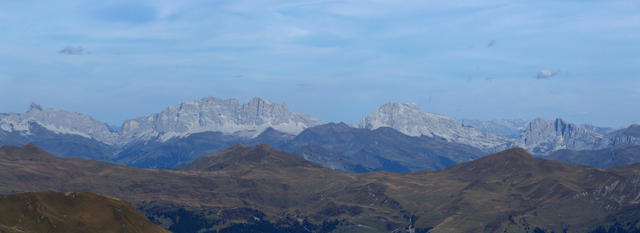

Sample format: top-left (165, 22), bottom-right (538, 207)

top-left (523, 118), bottom-right (596, 137)
top-left (360, 102), bottom-right (511, 152)
top-left (0, 102), bottom-right (119, 145)
top-left (120, 96), bottom-right (321, 142)
top-left (360, 102), bottom-right (458, 137)
top-left (28, 102), bottom-right (43, 111)
top-left (518, 117), bottom-right (607, 155)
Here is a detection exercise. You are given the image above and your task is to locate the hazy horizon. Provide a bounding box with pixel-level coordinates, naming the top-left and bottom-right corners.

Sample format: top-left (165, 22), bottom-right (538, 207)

top-left (1, 0), bottom-right (639, 127)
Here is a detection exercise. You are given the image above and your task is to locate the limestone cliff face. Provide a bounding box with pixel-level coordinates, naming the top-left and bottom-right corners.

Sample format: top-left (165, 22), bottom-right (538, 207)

top-left (517, 118), bottom-right (608, 155)
top-left (0, 103), bottom-right (119, 145)
top-left (120, 97), bottom-right (321, 142)
top-left (359, 102), bottom-right (512, 152)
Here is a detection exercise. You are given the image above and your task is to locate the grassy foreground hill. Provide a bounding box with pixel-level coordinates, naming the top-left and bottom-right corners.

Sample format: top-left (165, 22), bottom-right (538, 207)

top-left (0, 191), bottom-right (169, 233)
top-left (1, 143), bottom-right (640, 232)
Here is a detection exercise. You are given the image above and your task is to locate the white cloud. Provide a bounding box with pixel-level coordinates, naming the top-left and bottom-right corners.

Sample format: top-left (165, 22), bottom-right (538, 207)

top-left (536, 69), bottom-right (559, 79)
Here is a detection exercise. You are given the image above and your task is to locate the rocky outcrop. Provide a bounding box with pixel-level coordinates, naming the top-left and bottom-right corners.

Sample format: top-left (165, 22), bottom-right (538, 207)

top-left (517, 118), bottom-right (608, 155)
top-left (359, 102), bottom-right (512, 152)
top-left (0, 103), bottom-right (119, 145)
top-left (119, 97), bottom-right (321, 142)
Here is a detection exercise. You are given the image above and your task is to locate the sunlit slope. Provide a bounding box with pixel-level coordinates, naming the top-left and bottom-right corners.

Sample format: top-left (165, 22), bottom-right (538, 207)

top-left (0, 191), bottom-right (170, 233)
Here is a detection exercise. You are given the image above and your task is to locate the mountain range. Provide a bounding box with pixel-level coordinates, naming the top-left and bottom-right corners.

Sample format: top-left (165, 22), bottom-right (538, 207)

top-left (359, 102), bottom-right (512, 152)
top-left (1, 97), bottom-right (639, 171)
top-left (120, 97), bottom-right (321, 142)
top-left (2, 143), bottom-right (640, 233)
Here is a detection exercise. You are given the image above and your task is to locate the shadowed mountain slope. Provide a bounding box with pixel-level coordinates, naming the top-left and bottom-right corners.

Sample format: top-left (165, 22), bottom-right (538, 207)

top-left (611, 124), bottom-right (640, 138)
top-left (0, 191), bottom-right (169, 233)
top-left (113, 127), bottom-right (295, 169)
top-left (608, 124), bottom-right (640, 147)
top-left (285, 123), bottom-right (484, 172)
top-left (548, 145), bottom-right (640, 169)
top-left (1, 144), bottom-right (640, 233)
top-left (0, 122), bottom-right (117, 161)
top-left (113, 131), bottom-right (245, 168)
top-left (113, 123), bottom-right (485, 172)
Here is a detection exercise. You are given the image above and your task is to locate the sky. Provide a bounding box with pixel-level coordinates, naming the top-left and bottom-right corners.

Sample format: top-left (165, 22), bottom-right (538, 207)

top-left (0, 0), bottom-right (639, 128)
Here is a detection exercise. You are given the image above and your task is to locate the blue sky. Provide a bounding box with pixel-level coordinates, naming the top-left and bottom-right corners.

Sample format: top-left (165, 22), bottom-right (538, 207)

top-left (0, 0), bottom-right (639, 127)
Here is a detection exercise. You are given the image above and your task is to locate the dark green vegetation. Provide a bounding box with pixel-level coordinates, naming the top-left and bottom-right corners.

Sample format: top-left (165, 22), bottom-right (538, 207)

top-left (1, 144), bottom-right (640, 233)
top-left (0, 191), bottom-right (170, 233)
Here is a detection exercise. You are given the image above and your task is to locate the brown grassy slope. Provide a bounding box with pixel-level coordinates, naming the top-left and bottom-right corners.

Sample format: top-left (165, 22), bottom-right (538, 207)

top-left (0, 191), bottom-right (169, 233)
top-left (347, 148), bottom-right (623, 233)
top-left (0, 144), bottom-right (362, 219)
top-left (0, 144), bottom-right (638, 233)
top-left (176, 143), bottom-right (322, 172)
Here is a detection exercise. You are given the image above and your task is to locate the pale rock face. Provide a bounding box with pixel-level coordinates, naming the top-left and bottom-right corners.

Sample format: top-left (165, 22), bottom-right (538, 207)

top-left (120, 97), bottom-right (321, 142)
top-left (0, 103), bottom-right (119, 144)
top-left (580, 124), bottom-right (616, 135)
top-left (359, 102), bottom-right (512, 152)
top-left (517, 118), bottom-right (608, 155)
top-left (358, 103), bottom-right (622, 155)
top-left (460, 118), bottom-right (528, 139)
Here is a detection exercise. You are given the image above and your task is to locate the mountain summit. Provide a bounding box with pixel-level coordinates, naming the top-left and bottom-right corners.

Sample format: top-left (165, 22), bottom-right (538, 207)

top-left (359, 102), bottom-right (511, 152)
top-left (0, 103), bottom-right (119, 145)
top-left (120, 97), bottom-right (321, 142)
top-left (177, 143), bottom-right (322, 172)
top-left (518, 118), bottom-right (608, 154)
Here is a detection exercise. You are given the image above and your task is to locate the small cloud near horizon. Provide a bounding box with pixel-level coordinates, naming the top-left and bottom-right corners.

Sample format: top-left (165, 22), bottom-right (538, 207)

top-left (536, 69), bottom-right (559, 79)
top-left (59, 46), bottom-right (87, 55)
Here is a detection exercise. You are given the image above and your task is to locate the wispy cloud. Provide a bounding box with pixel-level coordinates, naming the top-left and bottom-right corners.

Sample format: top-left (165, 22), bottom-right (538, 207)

top-left (59, 46), bottom-right (87, 55)
top-left (536, 69), bottom-right (559, 79)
